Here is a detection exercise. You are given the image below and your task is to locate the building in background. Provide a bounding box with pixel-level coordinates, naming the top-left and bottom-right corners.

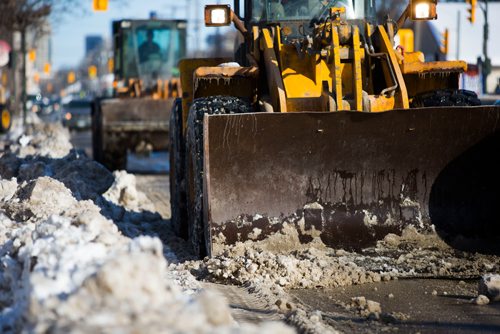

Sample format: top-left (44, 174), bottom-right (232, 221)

top-left (85, 35), bottom-right (104, 57)
top-left (26, 20), bottom-right (52, 95)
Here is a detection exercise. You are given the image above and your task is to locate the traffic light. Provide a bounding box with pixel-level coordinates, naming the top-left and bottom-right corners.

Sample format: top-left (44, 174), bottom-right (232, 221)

top-left (28, 49), bottom-right (36, 62)
top-left (67, 71), bottom-right (76, 84)
top-left (88, 65), bottom-right (97, 78)
top-left (440, 28), bottom-right (449, 55)
top-left (107, 58), bottom-right (114, 73)
top-left (43, 63), bottom-right (51, 75)
top-left (466, 0), bottom-right (476, 24)
top-left (93, 0), bottom-right (108, 11)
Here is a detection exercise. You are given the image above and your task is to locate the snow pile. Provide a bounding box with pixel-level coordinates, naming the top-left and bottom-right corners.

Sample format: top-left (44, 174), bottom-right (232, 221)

top-left (10, 123), bottom-right (72, 159)
top-left (104, 170), bottom-right (155, 212)
top-left (179, 224), bottom-right (498, 293)
top-left (0, 123), bottom-right (293, 333)
top-left (181, 247), bottom-right (390, 291)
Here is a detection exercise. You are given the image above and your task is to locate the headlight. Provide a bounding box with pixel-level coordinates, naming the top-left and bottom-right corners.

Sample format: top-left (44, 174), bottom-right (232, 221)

top-left (204, 5), bottom-right (231, 26)
top-left (211, 9), bottom-right (227, 24)
top-left (411, 0), bottom-right (437, 20)
top-left (414, 3), bottom-right (430, 19)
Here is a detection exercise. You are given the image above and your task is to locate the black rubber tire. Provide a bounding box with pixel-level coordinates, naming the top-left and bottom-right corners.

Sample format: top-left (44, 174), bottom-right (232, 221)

top-left (0, 108), bottom-right (11, 133)
top-left (92, 99), bottom-right (127, 171)
top-left (91, 100), bottom-right (103, 162)
top-left (411, 89), bottom-right (481, 108)
top-left (169, 98), bottom-right (188, 239)
top-left (102, 143), bottom-right (127, 170)
top-left (185, 96), bottom-right (253, 257)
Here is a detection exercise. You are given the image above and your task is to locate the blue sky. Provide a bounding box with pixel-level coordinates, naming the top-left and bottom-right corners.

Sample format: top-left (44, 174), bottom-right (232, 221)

top-left (51, 0), bottom-right (226, 70)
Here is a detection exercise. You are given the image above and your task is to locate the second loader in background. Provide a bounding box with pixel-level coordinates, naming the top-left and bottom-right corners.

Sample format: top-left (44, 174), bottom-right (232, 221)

top-left (93, 19), bottom-right (186, 170)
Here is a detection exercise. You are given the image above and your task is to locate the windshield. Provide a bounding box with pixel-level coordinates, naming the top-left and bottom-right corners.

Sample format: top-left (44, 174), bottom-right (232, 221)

top-left (251, 0), bottom-right (375, 22)
top-left (122, 23), bottom-right (186, 85)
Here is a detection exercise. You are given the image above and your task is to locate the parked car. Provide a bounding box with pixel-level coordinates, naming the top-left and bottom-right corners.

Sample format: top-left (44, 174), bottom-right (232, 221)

top-left (62, 99), bottom-right (92, 130)
top-left (27, 94), bottom-right (57, 116)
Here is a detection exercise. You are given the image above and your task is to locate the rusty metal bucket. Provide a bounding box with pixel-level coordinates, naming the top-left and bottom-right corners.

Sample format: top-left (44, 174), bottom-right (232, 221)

top-left (93, 97), bottom-right (174, 170)
top-left (202, 106), bottom-right (500, 255)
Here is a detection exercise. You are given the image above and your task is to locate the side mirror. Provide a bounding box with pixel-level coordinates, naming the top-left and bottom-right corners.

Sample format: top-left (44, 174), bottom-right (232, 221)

top-left (205, 5), bottom-right (232, 27)
top-left (410, 0), bottom-right (437, 20)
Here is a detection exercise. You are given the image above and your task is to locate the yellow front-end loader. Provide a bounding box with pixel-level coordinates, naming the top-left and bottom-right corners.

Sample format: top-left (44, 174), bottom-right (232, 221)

top-left (92, 19), bottom-right (186, 170)
top-left (171, 0), bottom-right (500, 257)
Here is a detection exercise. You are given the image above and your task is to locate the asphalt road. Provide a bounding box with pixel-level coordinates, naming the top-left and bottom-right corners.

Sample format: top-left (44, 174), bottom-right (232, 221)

top-left (292, 279), bottom-right (500, 333)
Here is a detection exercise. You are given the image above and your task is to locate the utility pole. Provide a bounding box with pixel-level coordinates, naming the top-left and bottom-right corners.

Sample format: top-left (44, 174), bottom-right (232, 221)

top-left (480, 0), bottom-right (490, 94)
top-left (466, 0), bottom-right (490, 94)
top-left (11, 32), bottom-right (20, 119)
top-left (21, 29), bottom-right (27, 127)
top-left (195, 0), bottom-right (200, 55)
top-left (456, 11), bottom-right (460, 60)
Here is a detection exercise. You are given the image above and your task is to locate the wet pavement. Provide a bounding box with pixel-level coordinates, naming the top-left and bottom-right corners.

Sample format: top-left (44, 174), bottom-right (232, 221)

top-left (291, 279), bottom-right (500, 333)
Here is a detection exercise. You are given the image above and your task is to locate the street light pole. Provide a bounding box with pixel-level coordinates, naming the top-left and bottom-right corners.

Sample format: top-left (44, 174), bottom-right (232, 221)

top-left (21, 29), bottom-right (27, 126)
top-left (456, 10), bottom-right (460, 60)
top-left (481, 0), bottom-right (490, 93)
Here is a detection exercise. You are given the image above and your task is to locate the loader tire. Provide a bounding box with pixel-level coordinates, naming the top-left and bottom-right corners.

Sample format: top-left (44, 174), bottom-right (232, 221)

top-left (410, 89), bottom-right (481, 108)
top-left (101, 135), bottom-right (127, 171)
top-left (186, 96), bottom-right (253, 257)
top-left (169, 98), bottom-right (188, 239)
top-left (91, 100), bottom-right (103, 162)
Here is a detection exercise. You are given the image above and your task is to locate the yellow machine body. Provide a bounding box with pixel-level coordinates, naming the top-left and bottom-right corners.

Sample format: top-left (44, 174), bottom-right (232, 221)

top-left (171, 2), bottom-right (500, 257)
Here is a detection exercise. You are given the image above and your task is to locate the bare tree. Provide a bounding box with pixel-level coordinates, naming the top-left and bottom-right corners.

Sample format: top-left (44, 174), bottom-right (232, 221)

top-left (0, 0), bottom-right (125, 124)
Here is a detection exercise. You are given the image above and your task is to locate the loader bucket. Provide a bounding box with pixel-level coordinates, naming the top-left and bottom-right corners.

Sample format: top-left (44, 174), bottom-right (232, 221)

top-left (98, 97), bottom-right (173, 140)
top-left (203, 106), bottom-right (500, 256)
top-left (93, 97), bottom-right (174, 170)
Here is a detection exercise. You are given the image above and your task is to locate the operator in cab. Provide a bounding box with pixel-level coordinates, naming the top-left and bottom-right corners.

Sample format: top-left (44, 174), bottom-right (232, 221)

top-left (139, 30), bottom-right (161, 63)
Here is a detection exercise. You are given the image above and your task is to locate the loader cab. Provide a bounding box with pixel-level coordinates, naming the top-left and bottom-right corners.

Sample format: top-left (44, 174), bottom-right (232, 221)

top-left (247, 0), bottom-right (375, 22)
top-left (246, 0), bottom-right (376, 24)
top-left (112, 19), bottom-right (187, 91)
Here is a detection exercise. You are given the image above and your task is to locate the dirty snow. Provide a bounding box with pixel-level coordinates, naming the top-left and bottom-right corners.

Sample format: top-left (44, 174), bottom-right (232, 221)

top-left (176, 217), bottom-right (500, 331)
top-left (2, 118), bottom-right (500, 333)
top-left (0, 121), bottom-right (293, 333)
top-left (478, 274), bottom-right (500, 302)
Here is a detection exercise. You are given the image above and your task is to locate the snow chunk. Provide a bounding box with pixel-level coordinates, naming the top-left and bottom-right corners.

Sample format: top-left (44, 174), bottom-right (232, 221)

top-left (0, 178), bottom-right (17, 202)
top-left (479, 274), bottom-right (500, 302)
